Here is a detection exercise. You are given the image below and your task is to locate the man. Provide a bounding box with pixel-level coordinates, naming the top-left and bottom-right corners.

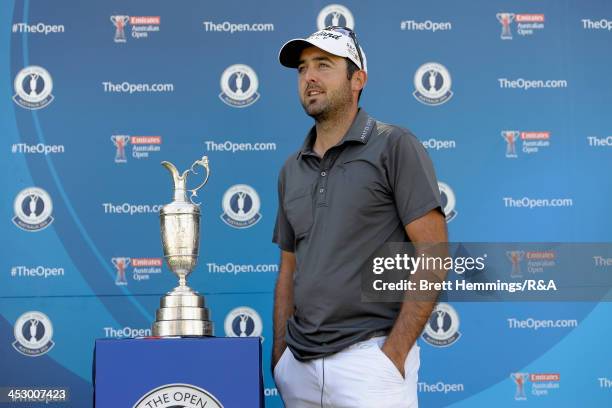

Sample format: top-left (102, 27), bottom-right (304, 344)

top-left (272, 26), bottom-right (448, 407)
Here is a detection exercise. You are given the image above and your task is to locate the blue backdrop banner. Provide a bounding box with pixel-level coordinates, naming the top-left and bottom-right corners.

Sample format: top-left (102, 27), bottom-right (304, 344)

top-left (1, 0), bottom-right (611, 407)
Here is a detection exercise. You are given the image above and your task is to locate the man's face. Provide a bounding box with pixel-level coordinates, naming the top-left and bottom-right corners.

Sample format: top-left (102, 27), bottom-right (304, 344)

top-left (297, 46), bottom-right (353, 120)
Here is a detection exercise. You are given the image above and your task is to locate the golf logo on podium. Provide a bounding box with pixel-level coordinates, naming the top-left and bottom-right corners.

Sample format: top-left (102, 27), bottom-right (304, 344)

top-left (422, 303), bottom-right (461, 347)
top-left (13, 311), bottom-right (55, 357)
top-left (133, 384), bottom-right (223, 408)
top-left (13, 66), bottom-right (54, 110)
top-left (13, 187), bottom-right (54, 232)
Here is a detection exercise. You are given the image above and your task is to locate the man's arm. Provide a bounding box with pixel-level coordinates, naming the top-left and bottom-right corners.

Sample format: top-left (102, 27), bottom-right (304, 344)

top-left (271, 250), bottom-right (296, 372)
top-left (381, 209), bottom-right (448, 377)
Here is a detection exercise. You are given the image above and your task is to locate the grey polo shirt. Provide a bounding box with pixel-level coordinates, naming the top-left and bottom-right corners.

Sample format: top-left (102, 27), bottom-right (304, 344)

top-left (273, 109), bottom-right (443, 361)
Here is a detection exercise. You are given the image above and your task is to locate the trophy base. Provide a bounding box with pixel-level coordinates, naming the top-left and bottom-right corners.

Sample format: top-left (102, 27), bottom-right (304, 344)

top-left (152, 319), bottom-right (214, 337)
top-left (152, 290), bottom-right (214, 337)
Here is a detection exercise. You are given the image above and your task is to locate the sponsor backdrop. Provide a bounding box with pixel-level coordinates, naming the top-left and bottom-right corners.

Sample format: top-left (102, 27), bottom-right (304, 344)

top-left (1, 0), bottom-right (611, 406)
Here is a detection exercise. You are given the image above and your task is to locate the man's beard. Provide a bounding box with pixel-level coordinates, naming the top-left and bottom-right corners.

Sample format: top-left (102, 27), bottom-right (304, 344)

top-left (301, 82), bottom-right (352, 123)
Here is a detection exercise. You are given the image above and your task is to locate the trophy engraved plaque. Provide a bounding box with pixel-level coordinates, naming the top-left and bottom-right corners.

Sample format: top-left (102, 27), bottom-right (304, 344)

top-left (152, 156), bottom-right (214, 337)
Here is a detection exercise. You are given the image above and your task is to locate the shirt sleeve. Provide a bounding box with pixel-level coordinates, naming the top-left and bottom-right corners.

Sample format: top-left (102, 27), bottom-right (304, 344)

top-left (388, 131), bottom-right (444, 226)
top-left (272, 167), bottom-right (296, 252)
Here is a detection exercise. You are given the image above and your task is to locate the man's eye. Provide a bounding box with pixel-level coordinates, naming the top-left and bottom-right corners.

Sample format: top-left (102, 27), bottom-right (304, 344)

top-left (319, 63), bottom-right (329, 68)
top-left (297, 66), bottom-right (305, 73)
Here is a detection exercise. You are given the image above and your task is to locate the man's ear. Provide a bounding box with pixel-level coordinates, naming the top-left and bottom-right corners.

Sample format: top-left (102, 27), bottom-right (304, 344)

top-left (352, 70), bottom-right (367, 92)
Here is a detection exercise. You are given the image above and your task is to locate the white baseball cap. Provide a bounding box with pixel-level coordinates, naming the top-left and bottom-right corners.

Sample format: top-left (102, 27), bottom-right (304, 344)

top-left (279, 27), bottom-right (367, 72)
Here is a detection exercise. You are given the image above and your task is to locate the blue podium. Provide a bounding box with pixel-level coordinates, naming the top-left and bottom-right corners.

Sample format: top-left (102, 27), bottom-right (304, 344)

top-left (94, 337), bottom-right (263, 408)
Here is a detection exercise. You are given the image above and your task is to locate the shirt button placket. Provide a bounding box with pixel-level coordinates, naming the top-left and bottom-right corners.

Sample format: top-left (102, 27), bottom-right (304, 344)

top-left (317, 161), bottom-right (329, 206)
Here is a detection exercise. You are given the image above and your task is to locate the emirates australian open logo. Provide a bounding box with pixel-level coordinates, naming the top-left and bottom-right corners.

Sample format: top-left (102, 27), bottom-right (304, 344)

top-left (133, 384), bottom-right (223, 408)
top-left (497, 13), bottom-right (545, 40)
top-left (111, 15), bottom-right (161, 42)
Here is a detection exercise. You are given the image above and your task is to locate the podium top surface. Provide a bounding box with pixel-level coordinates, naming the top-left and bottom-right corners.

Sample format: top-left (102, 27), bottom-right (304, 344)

top-left (94, 336), bottom-right (263, 408)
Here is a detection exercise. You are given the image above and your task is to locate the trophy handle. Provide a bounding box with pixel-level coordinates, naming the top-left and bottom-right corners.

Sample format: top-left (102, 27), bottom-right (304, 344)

top-left (187, 156), bottom-right (210, 205)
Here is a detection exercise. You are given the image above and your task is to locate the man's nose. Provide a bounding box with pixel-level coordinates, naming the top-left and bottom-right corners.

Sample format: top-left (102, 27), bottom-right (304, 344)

top-left (302, 67), bottom-right (319, 84)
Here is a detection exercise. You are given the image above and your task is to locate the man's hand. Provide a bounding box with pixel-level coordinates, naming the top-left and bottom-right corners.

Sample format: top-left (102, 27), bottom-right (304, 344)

top-left (381, 209), bottom-right (448, 379)
top-left (271, 250), bottom-right (295, 374)
top-left (381, 342), bottom-right (406, 378)
top-left (271, 346), bottom-right (286, 372)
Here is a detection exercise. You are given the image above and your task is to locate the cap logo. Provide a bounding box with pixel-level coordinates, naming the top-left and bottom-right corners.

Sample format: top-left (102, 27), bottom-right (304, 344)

top-left (308, 31), bottom-right (342, 41)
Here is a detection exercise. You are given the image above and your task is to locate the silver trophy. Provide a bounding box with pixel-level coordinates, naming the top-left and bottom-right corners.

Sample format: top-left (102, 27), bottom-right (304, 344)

top-left (152, 156), bottom-right (214, 337)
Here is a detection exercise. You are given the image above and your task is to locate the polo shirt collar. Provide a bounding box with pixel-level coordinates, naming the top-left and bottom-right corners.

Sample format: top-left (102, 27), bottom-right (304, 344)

top-left (297, 108), bottom-right (374, 160)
